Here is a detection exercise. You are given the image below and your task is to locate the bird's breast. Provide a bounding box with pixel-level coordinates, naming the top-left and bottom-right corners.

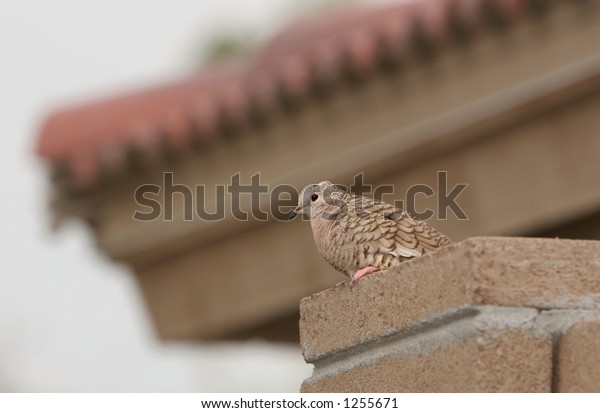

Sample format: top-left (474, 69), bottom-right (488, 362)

top-left (311, 216), bottom-right (356, 275)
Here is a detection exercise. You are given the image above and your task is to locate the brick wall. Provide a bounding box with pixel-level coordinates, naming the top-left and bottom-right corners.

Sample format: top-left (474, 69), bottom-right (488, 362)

top-left (299, 237), bottom-right (600, 392)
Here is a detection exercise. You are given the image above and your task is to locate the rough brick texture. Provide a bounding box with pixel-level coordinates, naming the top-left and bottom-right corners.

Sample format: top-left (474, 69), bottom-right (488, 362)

top-left (555, 317), bottom-right (600, 392)
top-left (299, 237), bottom-right (600, 392)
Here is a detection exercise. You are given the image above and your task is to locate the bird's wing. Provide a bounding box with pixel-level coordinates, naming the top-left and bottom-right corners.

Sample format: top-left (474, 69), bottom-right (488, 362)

top-left (343, 196), bottom-right (449, 257)
top-left (382, 204), bottom-right (451, 253)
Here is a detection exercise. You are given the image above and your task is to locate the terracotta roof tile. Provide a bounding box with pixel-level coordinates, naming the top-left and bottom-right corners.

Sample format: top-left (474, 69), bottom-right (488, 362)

top-left (36, 0), bottom-right (552, 189)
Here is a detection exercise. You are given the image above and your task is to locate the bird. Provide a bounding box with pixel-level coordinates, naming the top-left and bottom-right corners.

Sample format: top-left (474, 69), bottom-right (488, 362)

top-left (288, 181), bottom-right (451, 286)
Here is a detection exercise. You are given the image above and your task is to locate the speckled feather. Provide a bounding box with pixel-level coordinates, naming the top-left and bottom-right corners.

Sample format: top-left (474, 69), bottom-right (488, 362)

top-left (299, 181), bottom-right (451, 278)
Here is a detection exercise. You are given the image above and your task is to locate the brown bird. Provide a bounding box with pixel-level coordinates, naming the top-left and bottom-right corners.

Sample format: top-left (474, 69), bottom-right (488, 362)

top-left (289, 181), bottom-right (451, 286)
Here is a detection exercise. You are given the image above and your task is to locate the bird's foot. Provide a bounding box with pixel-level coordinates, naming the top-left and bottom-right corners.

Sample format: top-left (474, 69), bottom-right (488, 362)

top-left (335, 266), bottom-right (381, 287)
top-left (351, 266), bottom-right (380, 285)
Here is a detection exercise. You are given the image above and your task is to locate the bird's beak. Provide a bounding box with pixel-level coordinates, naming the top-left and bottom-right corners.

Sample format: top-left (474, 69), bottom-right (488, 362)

top-left (288, 205), bottom-right (302, 220)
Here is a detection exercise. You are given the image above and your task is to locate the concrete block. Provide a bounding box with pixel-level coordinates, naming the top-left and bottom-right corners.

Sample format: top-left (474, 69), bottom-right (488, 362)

top-left (300, 237), bottom-right (600, 360)
top-left (555, 316), bottom-right (600, 392)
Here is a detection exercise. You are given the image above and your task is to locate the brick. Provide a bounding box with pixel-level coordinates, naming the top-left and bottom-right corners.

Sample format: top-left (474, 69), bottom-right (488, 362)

top-left (301, 307), bottom-right (553, 392)
top-left (555, 316), bottom-right (600, 392)
top-left (300, 237), bottom-right (600, 361)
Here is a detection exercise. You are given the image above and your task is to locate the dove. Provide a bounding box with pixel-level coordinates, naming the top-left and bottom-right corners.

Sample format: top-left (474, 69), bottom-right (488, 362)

top-left (288, 181), bottom-right (451, 286)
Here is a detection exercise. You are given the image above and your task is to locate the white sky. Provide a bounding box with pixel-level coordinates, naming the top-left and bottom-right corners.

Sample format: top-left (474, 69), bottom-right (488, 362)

top-left (0, 0), bottom-right (355, 392)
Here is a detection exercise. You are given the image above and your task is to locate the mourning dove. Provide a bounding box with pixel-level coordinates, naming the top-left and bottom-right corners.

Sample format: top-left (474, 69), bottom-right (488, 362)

top-left (289, 181), bottom-right (451, 286)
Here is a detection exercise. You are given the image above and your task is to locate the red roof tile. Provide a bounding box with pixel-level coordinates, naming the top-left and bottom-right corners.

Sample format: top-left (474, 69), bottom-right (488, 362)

top-left (37, 0), bottom-right (534, 189)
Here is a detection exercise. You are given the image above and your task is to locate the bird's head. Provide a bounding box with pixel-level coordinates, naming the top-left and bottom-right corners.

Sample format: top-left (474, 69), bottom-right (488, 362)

top-left (288, 181), bottom-right (346, 220)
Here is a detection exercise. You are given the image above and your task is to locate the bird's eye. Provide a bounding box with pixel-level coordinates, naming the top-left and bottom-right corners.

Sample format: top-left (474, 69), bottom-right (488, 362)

top-left (311, 193), bottom-right (319, 202)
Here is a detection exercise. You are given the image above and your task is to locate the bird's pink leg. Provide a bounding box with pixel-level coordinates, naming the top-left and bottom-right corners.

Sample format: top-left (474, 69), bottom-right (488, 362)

top-left (335, 266), bottom-right (379, 287)
top-left (335, 266), bottom-right (380, 287)
top-left (351, 266), bottom-right (380, 285)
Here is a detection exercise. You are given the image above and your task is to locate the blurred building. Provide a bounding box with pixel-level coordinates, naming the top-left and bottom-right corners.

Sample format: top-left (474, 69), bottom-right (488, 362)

top-left (36, 0), bottom-right (600, 344)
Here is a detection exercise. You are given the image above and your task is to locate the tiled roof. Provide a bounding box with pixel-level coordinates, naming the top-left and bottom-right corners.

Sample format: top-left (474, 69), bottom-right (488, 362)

top-left (37, 0), bottom-right (546, 189)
